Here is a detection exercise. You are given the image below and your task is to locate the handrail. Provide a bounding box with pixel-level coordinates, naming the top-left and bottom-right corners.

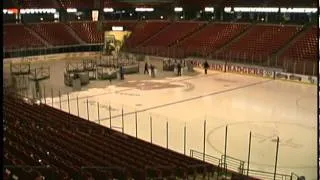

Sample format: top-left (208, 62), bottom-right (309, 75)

top-left (221, 154), bottom-right (245, 173)
top-left (290, 172), bottom-right (301, 180)
top-left (190, 149), bottom-right (221, 166)
top-left (189, 150), bottom-right (298, 180)
top-left (222, 154), bottom-right (245, 163)
top-left (243, 169), bottom-right (292, 180)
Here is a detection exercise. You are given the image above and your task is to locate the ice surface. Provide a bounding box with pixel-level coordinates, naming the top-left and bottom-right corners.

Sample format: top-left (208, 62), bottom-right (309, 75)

top-left (44, 70), bottom-right (317, 179)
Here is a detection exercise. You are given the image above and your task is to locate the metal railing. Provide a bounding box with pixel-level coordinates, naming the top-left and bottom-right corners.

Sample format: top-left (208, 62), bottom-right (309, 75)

top-left (189, 149), bottom-right (298, 180)
top-left (243, 169), bottom-right (292, 180)
top-left (221, 155), bottom-right (245, 174)
top-left (190, 149), bottom-right (221, 167)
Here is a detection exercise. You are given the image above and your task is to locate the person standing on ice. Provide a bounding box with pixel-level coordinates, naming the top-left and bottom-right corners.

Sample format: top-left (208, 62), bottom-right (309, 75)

top-left (144, 62), bottom-right (149, 74)
top-left (150, 64), bottom-right (155, 78)
top-left (203, 60), bottom-right (209, 74)
top-left (119, 65), bottom-right (124, 80)
top-left (177, 62), bottom-right (182, 76)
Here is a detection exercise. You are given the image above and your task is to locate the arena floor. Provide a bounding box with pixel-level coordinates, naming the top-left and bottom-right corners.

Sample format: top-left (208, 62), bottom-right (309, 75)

top-left (5, 57), bottom-right (317, 179)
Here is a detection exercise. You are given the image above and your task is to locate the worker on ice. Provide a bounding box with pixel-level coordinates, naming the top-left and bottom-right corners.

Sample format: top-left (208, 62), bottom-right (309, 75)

top-left (150, 64), bottom-right (155, 78)
top-left (177, 62), bottom-right (182, 76)
top-left (144, 62), bottom-right (149, 74)
top-left (203, 60), bottom-right (209, 74)
top-left (119, 65), bottom-right (124, 80)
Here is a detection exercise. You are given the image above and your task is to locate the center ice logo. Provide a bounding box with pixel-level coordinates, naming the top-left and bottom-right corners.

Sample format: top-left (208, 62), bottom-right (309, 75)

top-left (83, 100), bottom-right (119, 111)
top-left (253, 132), bottom-right (303, 149)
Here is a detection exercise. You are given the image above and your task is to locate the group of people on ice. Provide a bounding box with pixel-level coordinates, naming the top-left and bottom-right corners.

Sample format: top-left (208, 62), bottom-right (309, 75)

top-left (119, 60), bottom-right (210, 82)
top-left (144, 62), bottom-right (156, 78)
top-left (144, 60), bottom-right (210, 78)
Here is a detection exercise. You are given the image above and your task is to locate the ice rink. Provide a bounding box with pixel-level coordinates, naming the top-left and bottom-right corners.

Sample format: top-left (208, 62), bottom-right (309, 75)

top-left (39, 67), bottom-right (317, 180)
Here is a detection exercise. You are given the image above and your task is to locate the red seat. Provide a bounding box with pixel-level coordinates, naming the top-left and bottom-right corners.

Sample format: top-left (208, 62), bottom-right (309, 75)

top-left (281, 27), bottom-right (317, 61)
top-left (4, 24), bottom-right (44, 50)
top-left (219, 24), bottom-right (302, 62)
top-left (19, 0), bottom-right (59, 8)
top-left (125, 21), bottom-right (171, 48)
top-left (142, 22), bottom-right (204, 47)
top-left (177, 23), bottom-right (249, 56)
top-left (28, 22), bottom-right (80, 46)
top-left (68, 21), bottom-right (103, 43)
top-left (4, 95), bottom-right (214, 179)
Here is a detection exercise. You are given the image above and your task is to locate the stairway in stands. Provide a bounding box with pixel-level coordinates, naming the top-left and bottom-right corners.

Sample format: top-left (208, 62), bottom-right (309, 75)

top-left (275, 24), bottom-right (312, 59)
top-left (213, 23), bottom-right (254, 55)
top-left (64, 23), bottom-right (87, 44)
top-left (10, 0), bottom-right (21, 8)
top-left (168, 22), bottom-right (208, 47)
top-left (139, 21), bottom-right (173, 47)
top-left (50, 0), bottom-right (61, 8)
top-left (24, 25), bottom-right (52, 47)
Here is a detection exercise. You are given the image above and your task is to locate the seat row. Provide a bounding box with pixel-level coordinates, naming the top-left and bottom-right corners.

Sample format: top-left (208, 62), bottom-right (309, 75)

top-left (280, 27), bottom-right (317, 61)
top-left (4, 95), bottom-right (215, 179)
top-left (217, 25), bottom-right (302, 62)
top-left (4, 21), bottom-right (137, 50)
top-left (4, 22), bottom-right (317, 75)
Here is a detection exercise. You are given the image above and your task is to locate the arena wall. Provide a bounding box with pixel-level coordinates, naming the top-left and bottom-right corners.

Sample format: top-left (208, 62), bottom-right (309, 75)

top-left (4, 52), bottom-right (317, 85)
top-left (185, 57), bottom-right (318, 85)
top-left (4, 51), bottom-right (101, 64)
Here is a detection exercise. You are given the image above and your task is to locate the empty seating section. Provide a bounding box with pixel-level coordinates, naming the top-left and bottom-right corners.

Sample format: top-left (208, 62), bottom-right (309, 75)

top-left (13, 0), bottom-right (318, 8)
top-left (4, 95), bottom-right (214, 179)
top-left (178, 23), bottom-right (249, 56)
top-left (4, 0), bottom-right (16, 8)
top-left (59, 0), bottom-right (127, 9)
top-left (219, 25), bottom-right (302, 61)
top-left (267, 0), bottom-right (317, 7)
top-left (4, 24), bottom-right (44, 50)
top-left (280, 27), bottom-right (317, 75)
top-left (19, 0), bottom-right (131, 9)
top-left (222, 0), bottom-right (266, 6)
top-left (29, 23), bottom-right (79, 46)
top-left (103, 21), bottom-right (137, 31)
top-left (142, 22), bottom-right (205, 47)
top-left (103, 0), bottom-right (132, 8)
top-left (68, 21), bottom-right (103, 43)
top-left (125, 21), bottom-right (171, 48)
top-left (3, 21), bottom-right (317, 76)
top-left (58, 0), bottom-right (93, 9)
top-left (181, 0), bottom-right (216, 7)
top-left (19, 0), bottom-right (58, 8)
top-left (222, 0), bottom-right (316, 6)
top-left (281, 27), bottom-right (317, 61)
